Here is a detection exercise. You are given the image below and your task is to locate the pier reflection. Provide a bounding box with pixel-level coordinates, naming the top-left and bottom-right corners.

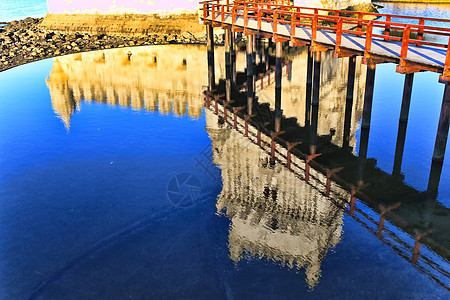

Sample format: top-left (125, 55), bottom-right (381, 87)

top-left (206, 40), bottom-right (450, 290)
top-left (205, 109), bottom-right (346, 288)
top-left (257, 48), bottom-right (366, 151)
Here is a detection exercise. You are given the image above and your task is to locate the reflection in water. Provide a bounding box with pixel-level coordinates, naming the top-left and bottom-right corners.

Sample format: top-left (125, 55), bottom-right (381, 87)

top-left (205, 39), bottom-right (450, 289)
top-left (46, 45), bottom-right (213, 129)
top-left (258, 49), bottom-right (366, 151)
top-left (206, 109), bottom-right (348, 288)
top-left (377, 2), bottom-right (450, 27)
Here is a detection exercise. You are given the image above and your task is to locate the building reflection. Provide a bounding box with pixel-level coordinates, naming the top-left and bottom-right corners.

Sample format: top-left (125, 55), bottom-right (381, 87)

top-left (205, 109), bottom-right (347, 288)
top-left (46, 45), bottom-right (220, 129)
top-left (258, 49), bottom-right (366, 151)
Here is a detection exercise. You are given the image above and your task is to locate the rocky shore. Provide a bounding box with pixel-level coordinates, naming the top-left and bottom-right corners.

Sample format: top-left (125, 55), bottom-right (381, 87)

top-left (0, 17), bottom-right (218, 73)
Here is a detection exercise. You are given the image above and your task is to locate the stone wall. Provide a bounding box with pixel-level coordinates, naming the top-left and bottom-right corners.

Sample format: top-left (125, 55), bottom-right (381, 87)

top-left (294, 0), bottom-right (372, 10)
top-left (39, 13), bottom-right (205, 36)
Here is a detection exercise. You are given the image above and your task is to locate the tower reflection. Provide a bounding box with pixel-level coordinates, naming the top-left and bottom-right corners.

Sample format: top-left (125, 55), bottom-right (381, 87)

top-left (206, 109), bottom-right (346, 288)
top-left (46, 45), bottom-right (213, 129)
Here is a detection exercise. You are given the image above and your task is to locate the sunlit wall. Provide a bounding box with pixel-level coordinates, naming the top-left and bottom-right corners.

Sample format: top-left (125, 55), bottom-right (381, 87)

top-left (47, 0), bottom-right (198, 14)
top-left (294, 0), bottom-right (371, 9)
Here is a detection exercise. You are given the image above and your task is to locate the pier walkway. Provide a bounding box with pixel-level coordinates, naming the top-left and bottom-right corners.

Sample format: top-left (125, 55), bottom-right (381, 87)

top-left (200, 0), bottom-right (450, 82)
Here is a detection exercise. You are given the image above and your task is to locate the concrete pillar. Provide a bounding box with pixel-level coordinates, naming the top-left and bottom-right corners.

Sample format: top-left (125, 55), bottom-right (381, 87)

top-left (247, 34), bottom-right (254, 115)
top-left (357, 127), bottom-right (370, 184)
top-left (427, 160), bottom-right (443, 196)
top-left (225, 28), bottom-right (232, 104)
top-left (431, 83), bottom-right (450, 162)
top-left (231, 31), bottom-right (236, 87)
top-left (275, 41), bottom-right (283, 132)
top-left (265, 38), bottom-right (270, 72)
top-left (343, 55), bottom-right (356, 148)
top-left (252, 35), bottom-right (257, 100)
top-left (393, 73), bottom-right (414, 175)
top-left (357, 64), bottom-right (376, 182)
top-left (310, 51), bottom-right (321, 154)
top-left (305, 48), bottom-right (313, 128)
top-left (361, 64), bottom-right (376, 130)
top-left (207, 25), bottom-right (215, 91)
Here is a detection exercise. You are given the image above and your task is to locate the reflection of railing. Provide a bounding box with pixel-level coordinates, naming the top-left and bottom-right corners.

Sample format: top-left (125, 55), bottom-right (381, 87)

top-left (239, 61), bottom-right (289, 92)
top-left (204, 88), bottom-right (450, 292)
top-left (199, 0), bottom-right (450, 82)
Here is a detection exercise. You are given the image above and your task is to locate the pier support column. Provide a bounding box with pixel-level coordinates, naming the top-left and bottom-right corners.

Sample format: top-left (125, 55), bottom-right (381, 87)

top-left (426, 83), bottom-right (450, 194)
top-left (393, 73), bottom-right (414, 176)
top-left (343, 55), bottom-right (356, 148)
top-left (207, 25), bottom-right (215, 91)
top-left (265, 38), bottom-right (270, 72)
top-left (231, 31), bottom-right (236, 88)
top-left (258, 37), bottom-right (263, 66)
top-left (431, 83), bottom-right (450, 163)
top-left (357, 64), bottom-right (376, 183)
top-left (275, 41), bottom-right (283, 132)
top-left (247, 34), bottom-right (254, 115)
top-left (305, 48), bottom-right (313, 127)
top-left (252, 35), bottom-right (257, 100)
top-left (225, 28), bottom-right (232, 104)
top-left (310, 51), bottom-right (322, 154)
top-left (427, 160), bottom-right (444, 196)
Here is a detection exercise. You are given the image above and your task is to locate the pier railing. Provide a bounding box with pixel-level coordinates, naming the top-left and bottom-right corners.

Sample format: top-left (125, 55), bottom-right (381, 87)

top-left (199, 0), bottom-right (450, 82)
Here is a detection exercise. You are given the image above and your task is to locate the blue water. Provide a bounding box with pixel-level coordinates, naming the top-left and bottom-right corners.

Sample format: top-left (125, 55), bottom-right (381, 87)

top-left (0, 0), bottom-right (48, 22)
top-left (0, 45), bottom-right (449, 299)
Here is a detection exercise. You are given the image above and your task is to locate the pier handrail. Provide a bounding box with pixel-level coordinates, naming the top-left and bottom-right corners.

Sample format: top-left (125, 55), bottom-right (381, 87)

top-left (199, 0), bottom-right (450, 81)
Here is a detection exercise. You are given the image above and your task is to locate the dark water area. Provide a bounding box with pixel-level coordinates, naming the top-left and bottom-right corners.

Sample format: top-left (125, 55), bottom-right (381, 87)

top-left (0, 41), bottom-right (449, 300)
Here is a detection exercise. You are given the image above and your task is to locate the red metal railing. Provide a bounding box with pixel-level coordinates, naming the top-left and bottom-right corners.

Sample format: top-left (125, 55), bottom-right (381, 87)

top-left (199, 0), bottom-right (450, 79)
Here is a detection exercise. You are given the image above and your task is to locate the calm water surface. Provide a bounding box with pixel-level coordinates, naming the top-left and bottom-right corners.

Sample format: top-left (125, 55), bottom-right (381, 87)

top-left (0, 43), bottom-right (449, 299)
top-left (0, 0), bottom-right (48, 22)
top-left (0, 2), bottom-right (449, 299)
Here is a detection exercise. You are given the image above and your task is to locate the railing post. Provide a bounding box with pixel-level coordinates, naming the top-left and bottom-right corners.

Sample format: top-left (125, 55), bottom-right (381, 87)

top-left (212, 4), bottom-right (216, 20)
top-left (273, 11), bottom-right (278, 33)
top-left (244, 6), bottom-right (248, 29)
top-left (312, 10), bottom-right (318, 40)
top-left (384, 16), bottom-right (391, 41)
top-left (440, 37), bottom-right (450, 83)
top-left (400, 25), bottom-right (411, 59)
top-left (418, 18), bottom-right (424, 46)
top-left (336, 17), bottom-right (343, 46)
top-left (221, 5), bottom-right (225, 24)
top-left (291, 12), bottom-right (296, 36)
top-left (357, 12), bottom-right (362, 33)
top-left (365, 21), bottom-right (373, 53)
top-left (257, 8), bottom-right (262, 30)
top-left (232, 7), bottom-right (236, 27)
top-left (334, 11), bottom-right (339, 30)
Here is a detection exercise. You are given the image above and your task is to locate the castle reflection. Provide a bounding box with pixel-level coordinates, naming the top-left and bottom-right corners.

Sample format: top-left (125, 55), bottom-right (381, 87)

top-left (206, 109), bottom-right (347, 288)
top-left (46, 45), bottom-right (222, 129)
top-left (259, 48), bottom-right (366, 151)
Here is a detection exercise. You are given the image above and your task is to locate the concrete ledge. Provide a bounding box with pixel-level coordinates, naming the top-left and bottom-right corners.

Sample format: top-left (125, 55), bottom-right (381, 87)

top-left (39, 12), bottom-right (205, 36)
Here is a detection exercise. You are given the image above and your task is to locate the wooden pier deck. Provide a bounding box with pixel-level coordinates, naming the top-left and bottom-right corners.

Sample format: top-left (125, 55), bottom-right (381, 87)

top-left (200, 0), bottom-right (450, 82)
